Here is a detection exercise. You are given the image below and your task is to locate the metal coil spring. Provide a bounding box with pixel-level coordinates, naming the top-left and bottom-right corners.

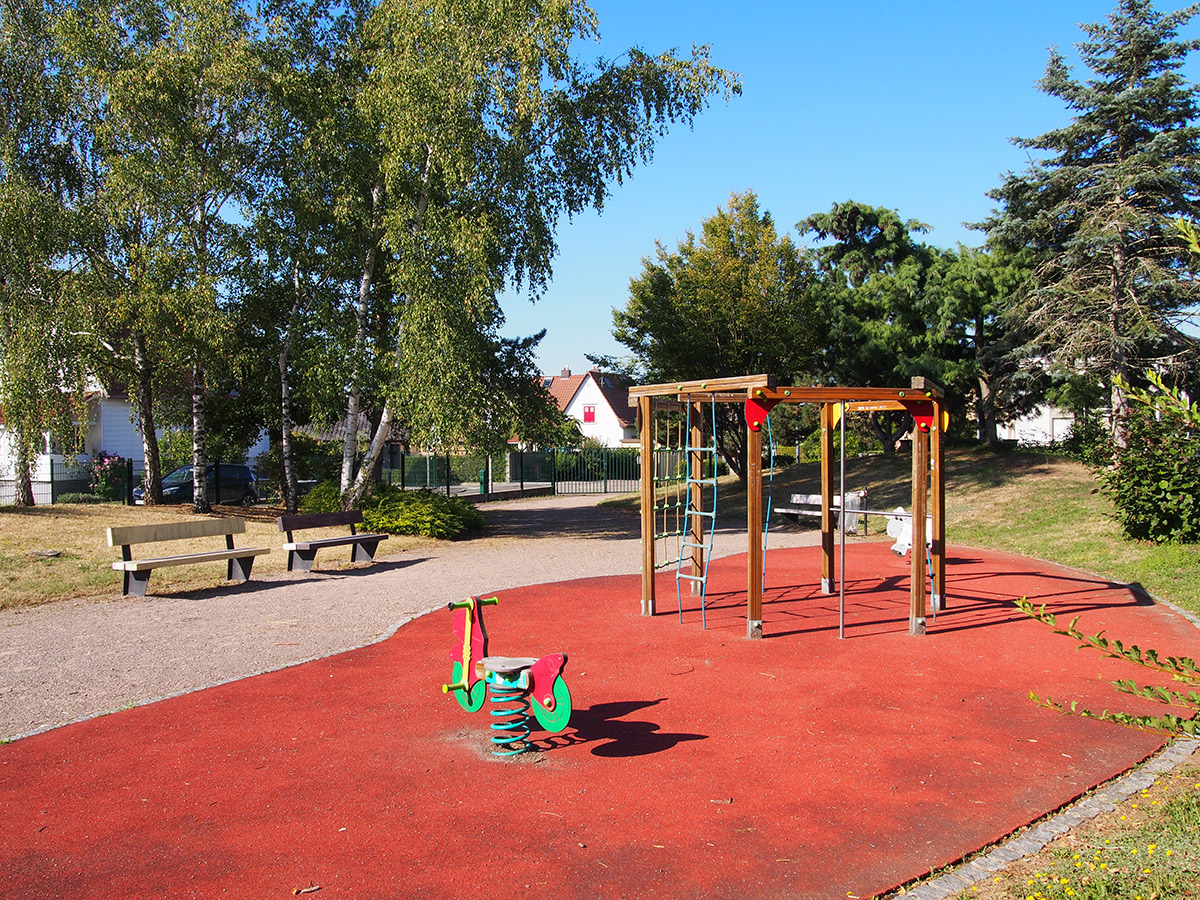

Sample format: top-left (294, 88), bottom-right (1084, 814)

top-left (487, 681), bottom-right (531, 756)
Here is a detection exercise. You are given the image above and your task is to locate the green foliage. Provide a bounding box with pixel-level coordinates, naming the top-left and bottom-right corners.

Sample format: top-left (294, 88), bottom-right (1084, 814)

top-left (364, 489), bottom-right (484, 539)
top-left (1058, 411), bottom-right (1114, 467)
top-left (1015, 597), bottom-right (1200, 736)
top-left (799, 201), bottom-right (945, 452)
top-left (797, 424), bottom-right (882, 462)
top-left (86, 452), bottom-right (126, 501)
top-left (612, 190), bottom-right (817, 480)
top-left (993, 782), bottom-right (1200, 900)
top-left (258, 433), bottom-right (342, 489)
top-left (298, 480), bottom-right (343, 514)
top-left (1101, 371), bottom-right (1200, 542)
top-left (985, 1), bottom-right (1200, 428)
top-left (300, 480), bottom-right (483, 538)
top-left (54, 492), bottom-right (106, 504)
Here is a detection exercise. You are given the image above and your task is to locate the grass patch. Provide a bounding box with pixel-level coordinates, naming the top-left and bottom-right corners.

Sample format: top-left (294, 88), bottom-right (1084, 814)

top-left (954, 763), bottom-right (1200, 900)
top-left (605, 446), bottom-right (1200, 616)
top-left (0, 501), bottom-right (429, 610)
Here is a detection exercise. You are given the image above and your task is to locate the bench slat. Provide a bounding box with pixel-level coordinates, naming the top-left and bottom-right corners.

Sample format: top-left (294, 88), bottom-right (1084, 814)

top-left (276, 511), bottom-right (364, 533)
top-left (284, 533), bottom-right (388, 552)
top-left (108, 517), bottom-right (247, 548)
top-left (112, 546), bottom-right (270, 572)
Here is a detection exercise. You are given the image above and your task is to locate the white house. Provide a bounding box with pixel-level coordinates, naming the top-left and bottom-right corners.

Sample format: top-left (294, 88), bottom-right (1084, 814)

top-left (542, 368), bottom-right (637, 446)
top-left (1, 388), bottom-right (269, 489)
top-left (997, 404), bottom-right (1079, 445)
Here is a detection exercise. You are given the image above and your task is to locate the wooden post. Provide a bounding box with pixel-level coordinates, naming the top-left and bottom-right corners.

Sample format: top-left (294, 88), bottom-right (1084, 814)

top-left (689, 401), bottom-right (704, 591)
top-left (910, 425), bottom-right (929, 635)
top-left (747, 419), bottom-right (764, 639)
top-left (931, 398), bottom-right (946, 612)
top-left (639, 396), bottom-right (656, 616)
top-left (820, 403), bottom-right (835, 593)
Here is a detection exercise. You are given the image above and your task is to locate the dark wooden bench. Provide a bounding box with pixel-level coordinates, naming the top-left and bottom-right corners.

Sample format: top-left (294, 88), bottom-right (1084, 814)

top-left (107, 517), bottom-right (270, 597)
top-left (276, 511), bottom-right (389, 573)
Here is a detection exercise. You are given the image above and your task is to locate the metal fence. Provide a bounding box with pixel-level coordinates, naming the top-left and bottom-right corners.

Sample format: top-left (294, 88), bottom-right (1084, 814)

top-left (1, 445), bottom-right (646, 506)
top-left (0, 457), bottom-right (141, 506)
top-left (378, 447), bottom-right (641, 497)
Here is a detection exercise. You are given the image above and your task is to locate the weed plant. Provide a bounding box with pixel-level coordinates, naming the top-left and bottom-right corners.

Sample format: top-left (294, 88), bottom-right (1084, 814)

top-left (956, 772), bottom-right (1200, 900)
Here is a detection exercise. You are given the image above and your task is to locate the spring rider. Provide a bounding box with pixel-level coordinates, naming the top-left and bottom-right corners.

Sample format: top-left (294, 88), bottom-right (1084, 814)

top-left (441, 596), bottom-right (572, 756)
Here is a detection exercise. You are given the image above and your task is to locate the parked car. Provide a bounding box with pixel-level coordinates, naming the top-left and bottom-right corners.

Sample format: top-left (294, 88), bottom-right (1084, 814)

top-left (134, 464), bottom-right (258, 506)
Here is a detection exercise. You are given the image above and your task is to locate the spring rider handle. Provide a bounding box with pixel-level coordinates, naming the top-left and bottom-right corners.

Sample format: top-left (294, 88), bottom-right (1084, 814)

top-left (441, 595), bottom-right (497, 712)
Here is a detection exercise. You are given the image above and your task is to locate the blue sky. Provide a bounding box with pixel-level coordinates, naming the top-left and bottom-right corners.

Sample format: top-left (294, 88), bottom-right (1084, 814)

top-left (498, 0), bottom-right (1200, 375)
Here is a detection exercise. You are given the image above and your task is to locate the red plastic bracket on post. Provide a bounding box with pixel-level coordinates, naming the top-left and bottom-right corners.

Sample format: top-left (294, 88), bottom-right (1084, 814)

top-left (901, 400), bottom-right (935, 434)
top-left (744, 396), bottom-right (780, 432)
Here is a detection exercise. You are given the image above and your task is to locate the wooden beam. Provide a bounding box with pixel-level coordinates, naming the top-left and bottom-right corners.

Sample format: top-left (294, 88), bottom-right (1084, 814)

top-left (747, 420), bottom-right (764, 639)
top-left (931, 399), bottom-right (946, 611)
top-left (689, 401), bottom-right (704, 591)
top-left (628, 374), bottom-right (776, 400)
top-left (910, 427), bottom-right (929, 635)
top-left (820, 403), bottom-right (835, 594)
top-left (639, 395), bottom-right (655, 616)
top-left (752, 385), bottom-right (944, 404)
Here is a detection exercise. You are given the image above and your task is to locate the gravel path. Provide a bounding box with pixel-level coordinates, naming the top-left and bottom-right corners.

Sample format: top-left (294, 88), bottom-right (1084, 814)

top-left (0, 493), bottom-right (820, 741)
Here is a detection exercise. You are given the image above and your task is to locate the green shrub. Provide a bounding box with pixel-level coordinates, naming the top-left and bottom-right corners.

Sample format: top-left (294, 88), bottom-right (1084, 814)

top-left (1102, 405), bottom-right (1200, 543)
top-left (1058, 410), bottom-right (1113, 466)
top-left (56, 492), bottom-right (106, 504)
top-left (298, 480), bottom-right (484, 538)
top-left (365, 489), bottom-right (484, 539)
top-left (87, 452), bottom-right (126, 501)
top-left (298, 480), bottom-right (343, 514)
top-left (798, 425), bottom-right (882, 462)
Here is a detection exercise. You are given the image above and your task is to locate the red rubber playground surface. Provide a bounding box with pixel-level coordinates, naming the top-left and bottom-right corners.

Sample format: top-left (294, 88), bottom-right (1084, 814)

top-left (3, 543), bottom-right (1199, 900)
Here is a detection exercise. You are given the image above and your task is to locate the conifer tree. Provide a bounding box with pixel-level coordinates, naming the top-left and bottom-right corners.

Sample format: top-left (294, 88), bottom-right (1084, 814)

top-left (985, 0), bottom-right (1200, 442)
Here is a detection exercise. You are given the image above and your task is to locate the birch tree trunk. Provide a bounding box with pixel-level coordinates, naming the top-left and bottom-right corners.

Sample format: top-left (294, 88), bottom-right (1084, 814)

top-left (191, 354), bottom-right (210, 512)
top-left (134, 331), bottom-right (164, 504)
top-left (13, 424), bottom-right (35, 507)
top-left (343, 151), bottom-right (434, 508)
top-left (279, 265), bottom-right (304, 513)
top-left (340, 178), bottom-right (385, 496)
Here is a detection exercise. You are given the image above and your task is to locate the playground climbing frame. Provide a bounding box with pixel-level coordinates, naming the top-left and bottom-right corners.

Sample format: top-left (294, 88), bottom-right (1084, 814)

top-left (631, 375), bottom-right (947, 639)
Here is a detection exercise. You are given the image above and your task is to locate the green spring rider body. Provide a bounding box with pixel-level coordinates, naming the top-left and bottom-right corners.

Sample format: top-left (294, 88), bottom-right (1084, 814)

top-left (441, 596), bottom-right (572, 755)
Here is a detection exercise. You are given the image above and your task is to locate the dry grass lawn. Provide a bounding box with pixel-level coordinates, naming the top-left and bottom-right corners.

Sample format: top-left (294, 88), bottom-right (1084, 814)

top-left (0, 502), bottom-right (427, 610)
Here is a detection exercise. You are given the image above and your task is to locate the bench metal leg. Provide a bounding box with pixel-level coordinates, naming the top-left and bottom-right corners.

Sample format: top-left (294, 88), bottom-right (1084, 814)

top-left (228, 556), bottom-right (257, 582)
top-left (123, 570), bottom-right (151, 597)
top-left (288, 549), bottom-right (318, 573)
top-left (351, 539), bottom-right (382, 564)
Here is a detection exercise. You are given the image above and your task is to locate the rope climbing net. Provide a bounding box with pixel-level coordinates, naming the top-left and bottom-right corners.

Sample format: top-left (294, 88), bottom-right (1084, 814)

top-left (649, 400), bottom-right (687, 570)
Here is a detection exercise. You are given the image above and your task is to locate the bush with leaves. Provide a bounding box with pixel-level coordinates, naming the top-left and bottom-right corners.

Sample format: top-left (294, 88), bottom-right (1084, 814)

top-left (300, 481), bottom-right (484, 539)
top-left (1016, 598), bottom-right (1199, 736)
top-left (87, 453), bottom-right (126, 501)
top-left (1058, 410), bottom-right (1114, 467)
top-left (1101, 372), bottom-right (1200, 543)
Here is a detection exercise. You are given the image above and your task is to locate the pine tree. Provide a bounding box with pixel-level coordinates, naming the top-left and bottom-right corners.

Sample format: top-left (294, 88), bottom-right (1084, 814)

top-left (985, 0), bottom-right (1200, 442)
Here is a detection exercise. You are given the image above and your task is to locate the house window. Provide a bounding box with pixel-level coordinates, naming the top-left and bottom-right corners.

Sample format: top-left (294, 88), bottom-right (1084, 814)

top-left (583, 405), bottom-right (596, 423)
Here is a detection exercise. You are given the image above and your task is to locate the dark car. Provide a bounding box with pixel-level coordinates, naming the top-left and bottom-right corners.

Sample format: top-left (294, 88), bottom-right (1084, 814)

top-left (134, 464), bottom-right (258, 506)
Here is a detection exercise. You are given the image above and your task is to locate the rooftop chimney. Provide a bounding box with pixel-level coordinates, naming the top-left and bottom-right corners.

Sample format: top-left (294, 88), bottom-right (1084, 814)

top-left (561, 367), bottom-right (571, 378)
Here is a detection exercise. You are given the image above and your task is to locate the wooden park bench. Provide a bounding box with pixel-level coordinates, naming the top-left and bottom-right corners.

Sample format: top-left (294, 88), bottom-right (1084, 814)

top-left (776, 490), bottom-right (868, 533)
top-left (276, 511), bottom-right (389, 573)
top-left (107, 517), bottom-right (270, 597)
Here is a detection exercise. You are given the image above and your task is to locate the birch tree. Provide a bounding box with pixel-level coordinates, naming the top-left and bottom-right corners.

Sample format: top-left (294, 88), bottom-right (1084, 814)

top-left (60, 0), bottom-right (267, 510)
top-left (329, 0), bottom-right (740, 507)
